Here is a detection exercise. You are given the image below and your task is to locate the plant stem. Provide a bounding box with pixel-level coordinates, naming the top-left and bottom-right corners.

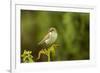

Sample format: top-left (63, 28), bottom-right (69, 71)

top-left (48, 49), bottom-right (50, 62)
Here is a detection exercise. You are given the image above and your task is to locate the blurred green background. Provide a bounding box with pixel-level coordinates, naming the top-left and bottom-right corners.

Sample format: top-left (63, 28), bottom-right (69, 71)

top-left (21, 10), bottom-right (90, 61)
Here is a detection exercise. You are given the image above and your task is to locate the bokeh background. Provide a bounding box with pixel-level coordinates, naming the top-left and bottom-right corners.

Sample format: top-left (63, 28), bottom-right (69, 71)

top-left (21, 10), bottom-right (90, 62)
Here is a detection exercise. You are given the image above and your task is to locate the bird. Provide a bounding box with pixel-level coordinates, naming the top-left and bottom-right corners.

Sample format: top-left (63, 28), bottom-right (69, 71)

top-left (32, 27), bottom-right (58, 61)
top-left (38, 27), bottom-right (57, 46)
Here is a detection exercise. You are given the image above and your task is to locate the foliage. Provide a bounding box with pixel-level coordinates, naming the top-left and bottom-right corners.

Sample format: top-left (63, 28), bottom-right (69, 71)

top-left (21, 50), bottom-right (34, 63)
top-left (21, 44), bottom-right (58, 62)
top-left (37, 44), bottom-right (57, 61)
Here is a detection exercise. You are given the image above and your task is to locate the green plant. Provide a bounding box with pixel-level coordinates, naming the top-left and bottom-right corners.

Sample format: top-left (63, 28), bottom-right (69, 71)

top-left (21, 44), bottom-right (58, 62)
top-left (21, 50), bottom-right (34, 63)
top-left (37, 44), bottom-right (58, 61)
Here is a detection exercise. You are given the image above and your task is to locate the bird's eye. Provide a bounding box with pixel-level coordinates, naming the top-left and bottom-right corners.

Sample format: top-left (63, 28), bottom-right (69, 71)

top-left (49, 28), bottom-right (55, 32)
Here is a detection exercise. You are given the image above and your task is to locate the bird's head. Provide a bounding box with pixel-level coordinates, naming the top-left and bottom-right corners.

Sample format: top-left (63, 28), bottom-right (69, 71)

top-left (48, 27), bottom-right (57, 33)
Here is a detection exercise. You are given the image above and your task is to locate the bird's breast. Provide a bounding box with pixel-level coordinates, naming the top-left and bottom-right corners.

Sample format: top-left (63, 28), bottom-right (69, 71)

top-left (45, 32), bottom-right (57, 45)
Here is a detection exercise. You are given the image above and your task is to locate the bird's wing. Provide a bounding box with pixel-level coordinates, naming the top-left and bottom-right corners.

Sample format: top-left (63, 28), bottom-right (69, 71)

top-left (38, 32), bottom-right (50, 45)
